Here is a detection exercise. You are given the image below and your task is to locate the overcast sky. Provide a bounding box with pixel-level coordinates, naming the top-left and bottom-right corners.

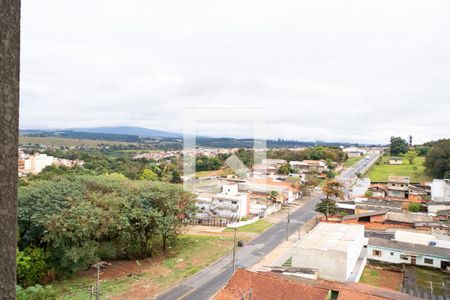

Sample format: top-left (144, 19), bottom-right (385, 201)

top-left (21, 0), bottom-right (450, 144)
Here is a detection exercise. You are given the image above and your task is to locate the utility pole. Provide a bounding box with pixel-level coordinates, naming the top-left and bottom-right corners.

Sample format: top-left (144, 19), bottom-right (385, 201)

top-left (286, 203), bottom-right (290, 241)
top-left (232, 227), bottom-right (237, 272)
top-left (90, 261), bottom-right (109, 300)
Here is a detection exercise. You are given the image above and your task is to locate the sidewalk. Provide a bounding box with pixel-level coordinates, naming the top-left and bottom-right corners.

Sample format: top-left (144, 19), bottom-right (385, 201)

top-left (250, 213), bottom-right (319, 272)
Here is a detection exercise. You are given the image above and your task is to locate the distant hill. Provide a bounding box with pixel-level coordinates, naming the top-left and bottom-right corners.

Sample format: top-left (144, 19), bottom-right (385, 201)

top-left (70, 126), bottom-right (182, 138)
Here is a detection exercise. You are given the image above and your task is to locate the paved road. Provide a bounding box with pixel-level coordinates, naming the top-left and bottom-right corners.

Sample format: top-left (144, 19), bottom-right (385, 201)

top-left (155, 196), bottom-right (320, 300)
top-left (156, 157), bottom-right (375, 300)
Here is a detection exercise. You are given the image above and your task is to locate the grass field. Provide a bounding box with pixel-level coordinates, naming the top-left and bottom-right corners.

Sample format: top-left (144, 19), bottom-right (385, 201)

top-left (196, 168), bottom-right (235, 178)
top-left (359, 267), bottom-right (402, 290)
top-left (47, 235), bottom-right (234, 299)
top-left (365, 156), bottom-right (431, 183)
top-left (344, 157), bottom-right (362, 168)
top-left (223, 219), bottom-right (273, 234)
top-left (19, 136), bottom-right (135, 147)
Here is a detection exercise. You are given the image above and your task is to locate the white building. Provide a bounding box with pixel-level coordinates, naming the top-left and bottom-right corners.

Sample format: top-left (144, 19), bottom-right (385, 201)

top-left (343, 147), bottom-right (367, 158)
top-left (431, 179), bottom-right (450, 202)
top-left (292, 223), bottom-right (366, 282)
top-left (23, 153), bottom-right (55, 174)
top-left (368, 237), bottom-right (450, 270)
top-left (350, 178), bottom-right (371, 198)
top-left (195, 185), bottom-right (249, 220)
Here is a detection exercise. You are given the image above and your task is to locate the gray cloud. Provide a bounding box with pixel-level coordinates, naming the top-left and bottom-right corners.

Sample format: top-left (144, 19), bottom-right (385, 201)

top-left (20, 0), bottom-right (450, 144)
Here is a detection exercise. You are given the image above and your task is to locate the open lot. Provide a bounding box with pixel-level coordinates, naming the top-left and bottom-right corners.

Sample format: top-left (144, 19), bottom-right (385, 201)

top-left (19, 136), bottom-right (135, 146)
top-left (359, 267), bottom-right (403, 291)
top-left (50, 235), bottom-right (234, 299)
top-left (366, 156), bottom-right (431, 183)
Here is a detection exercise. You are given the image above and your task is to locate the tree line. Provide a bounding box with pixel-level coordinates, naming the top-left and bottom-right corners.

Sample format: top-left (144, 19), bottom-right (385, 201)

top-left (17, 174), bottom-right (196, 287)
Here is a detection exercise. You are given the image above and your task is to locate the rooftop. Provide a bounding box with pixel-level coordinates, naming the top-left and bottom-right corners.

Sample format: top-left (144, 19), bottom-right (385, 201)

top-left (342, 209), bottom-right (389, 220)
top-left (293, 223), bottom-right (364, 252)
top-left (388, 176), bottom-right (410, 184)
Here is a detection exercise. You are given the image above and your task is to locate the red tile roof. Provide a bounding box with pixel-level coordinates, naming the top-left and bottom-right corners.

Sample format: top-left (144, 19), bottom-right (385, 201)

top-left (214, 269), bottom-right (329, 300)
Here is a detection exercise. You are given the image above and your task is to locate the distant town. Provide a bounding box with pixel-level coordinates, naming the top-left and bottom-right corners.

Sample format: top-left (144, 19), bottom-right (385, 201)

top-left (15, 130), bottom-right (450, 300)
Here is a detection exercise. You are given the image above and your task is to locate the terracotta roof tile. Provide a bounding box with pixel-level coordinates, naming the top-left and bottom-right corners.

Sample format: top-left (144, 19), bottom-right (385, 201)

top-left (214, 269), bottom-right (329, 300)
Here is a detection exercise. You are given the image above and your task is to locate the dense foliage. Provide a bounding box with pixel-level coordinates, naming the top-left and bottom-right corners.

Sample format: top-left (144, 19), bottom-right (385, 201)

top-left (389, 136), bottom-right (408, 156)
top-left (424, 139), bottom-right (450, 179)
top-left (17, 174), bottom-right (196, 286)
top-left (267, 146), bottom-right (346, 163)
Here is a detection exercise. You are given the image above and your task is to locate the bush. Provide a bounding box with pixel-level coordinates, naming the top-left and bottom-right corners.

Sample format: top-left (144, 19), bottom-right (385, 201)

top-left (16, 284), bottom-right (57, 300)
top-left (408, 202), bottom-right (423, 212)
top-left (17, 247), bottom-right (52, 287)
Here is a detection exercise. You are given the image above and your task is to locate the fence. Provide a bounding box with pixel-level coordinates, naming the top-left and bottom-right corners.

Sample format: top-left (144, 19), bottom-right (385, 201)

top-left (188, 219), bottom-right (233, 227)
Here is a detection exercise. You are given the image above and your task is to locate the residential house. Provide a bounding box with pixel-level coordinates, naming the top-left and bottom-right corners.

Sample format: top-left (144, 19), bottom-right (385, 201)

top-left (261, 158), bottom-right (287, 168)
top-left (367, 184), bottom-right (387, 198)
top-left (239, 178), bottom-right (300, 203)
top-left (289, 160), bottom-right (328, 175)
top-left (394, 230), bottom-right (450, 249)
top-left (215, 269), bottom-right (414, 300)
top-left (388, 157), bottom-right (404, 165)
top-left (292, 223), bottom-right (366, 282)
top-left (407, 185), bottom-right (429, 202)
top-left (367, 237), bottom-right (450, 270)
top-left (386, 176), bottom-right (410, 199)
top-left (343, 147), bottom-right (367, 158)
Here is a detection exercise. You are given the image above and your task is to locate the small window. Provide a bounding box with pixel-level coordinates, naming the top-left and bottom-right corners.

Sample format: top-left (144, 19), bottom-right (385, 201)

top-left (390, 252), bottom-right (394, 256)
top-left (372, 250), bottom-right (382, 257)
top-left (424, 258), bottom-right (434, 264)
top-left (400, 255), bottom-right (409, 261)
top-left (231, 201), bottom-right (237, 204)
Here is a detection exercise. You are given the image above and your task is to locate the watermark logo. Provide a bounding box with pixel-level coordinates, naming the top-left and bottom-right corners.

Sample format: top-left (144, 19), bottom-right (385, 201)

top-left (182, 107), bottom-right (267, 192)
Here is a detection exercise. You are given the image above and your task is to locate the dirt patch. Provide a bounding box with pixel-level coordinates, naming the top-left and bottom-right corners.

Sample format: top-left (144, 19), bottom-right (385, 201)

top-left (360, 267), bottom-right (402, 291)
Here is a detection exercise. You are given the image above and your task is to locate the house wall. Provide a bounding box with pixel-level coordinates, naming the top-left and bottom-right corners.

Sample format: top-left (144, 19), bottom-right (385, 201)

top-left (367, 246), bottom-right (447, 269)
top-left (292, 248), bottom-right (349, 282)
top-left (370, 214), bottom-right (386, 223)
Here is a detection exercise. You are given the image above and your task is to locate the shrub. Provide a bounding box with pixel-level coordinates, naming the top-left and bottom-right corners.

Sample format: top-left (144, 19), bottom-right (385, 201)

top-left (17, 247), bottom-right (52, 287)
top-left (16, 284), bottom-right (57, 300)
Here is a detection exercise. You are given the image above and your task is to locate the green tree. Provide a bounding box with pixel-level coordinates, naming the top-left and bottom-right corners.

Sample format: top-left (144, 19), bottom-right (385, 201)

top-left (315, 199), bottom-right (337, 220)
top-left (408, 202), bottom-right (422, 212)
top-left (170, 169), bottom-right (182, 184)
top-left (269, 191), bottom-right (279, 202)
top-left (389, 136), bottom-right (408, 156)
top-left (406, 149), bottom-right (418, 164)
top-left (424, 139), bottom-right (450, 178)
top-left (416, 145), bottom-right (431, 157)
top-left (278, 164), bottom-right (292, 175)
top-left (139, 168), bottom-right (158, 181)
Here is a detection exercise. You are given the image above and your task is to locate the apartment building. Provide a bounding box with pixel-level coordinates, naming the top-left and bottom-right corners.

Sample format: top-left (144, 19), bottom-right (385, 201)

top-left (195, 185), bottom-right (250, 221)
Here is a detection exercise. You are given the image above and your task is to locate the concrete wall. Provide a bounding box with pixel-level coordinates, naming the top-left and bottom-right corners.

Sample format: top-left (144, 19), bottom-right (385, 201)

top-left (0, 0), bottom-right (21, 297)
top-left (292, 247), bottom-right (349, 282)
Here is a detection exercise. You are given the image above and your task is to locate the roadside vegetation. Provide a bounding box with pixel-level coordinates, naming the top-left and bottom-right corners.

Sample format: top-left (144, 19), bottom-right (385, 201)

top-left (223, 219), bottom-right (273, 234)
top-left (344, 157), bottom-right (362, 168)
top-left (18, 235), bottom-right (234, 299)
top-left (17, 174), bottom-right (197, 295)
